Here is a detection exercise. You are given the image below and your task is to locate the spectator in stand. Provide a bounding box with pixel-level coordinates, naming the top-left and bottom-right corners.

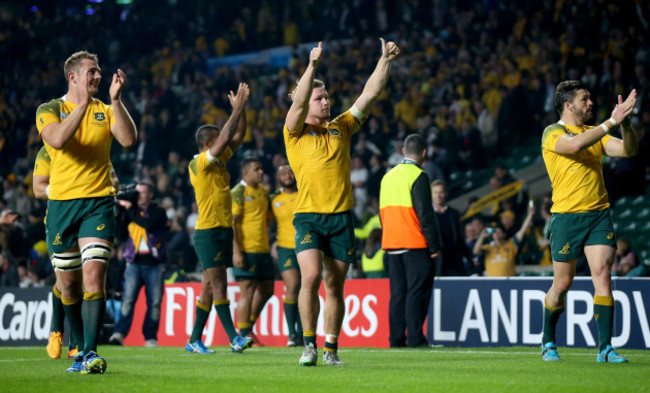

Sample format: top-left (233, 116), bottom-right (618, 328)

top-left (457, 118), bottom-right (485, 171)
top-left (361, 228), bottom-right (386, 278)
top-left (613, 238), bottom-right (638, 277)
top-left (473, 206), bottom-right (534, 277)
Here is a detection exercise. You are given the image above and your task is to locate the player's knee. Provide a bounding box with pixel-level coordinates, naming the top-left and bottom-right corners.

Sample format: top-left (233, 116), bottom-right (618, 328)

top-left (554, 277), bottom-right (573, 293)
top-left (285, 283), bottom-right (300, 298)
top-left (81, 242), bottom-right (112, 265)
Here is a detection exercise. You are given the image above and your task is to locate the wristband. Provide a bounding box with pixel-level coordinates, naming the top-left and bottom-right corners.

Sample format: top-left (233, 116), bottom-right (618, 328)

top-left (608, 117), bottom-right (617, 127)
top-left (601, 123), bottom-right (610, 133)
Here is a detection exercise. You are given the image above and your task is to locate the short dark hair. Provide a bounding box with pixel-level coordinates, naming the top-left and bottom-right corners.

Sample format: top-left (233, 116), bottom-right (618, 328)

top-left (555, 80), bottom-right (588, 116)
top-left (241, 156), bottom-right (261, 171)
top-left (195, 125), bottom-right (219, 151)
top-left (404, 133), bottom-right (426, 156)
top-left (137, 181), bottom-right (155, 194)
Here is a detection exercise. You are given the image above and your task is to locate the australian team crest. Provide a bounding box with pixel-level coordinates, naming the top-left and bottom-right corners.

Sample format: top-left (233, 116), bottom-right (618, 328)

top-left (94, 112), bottom-right (105, 121)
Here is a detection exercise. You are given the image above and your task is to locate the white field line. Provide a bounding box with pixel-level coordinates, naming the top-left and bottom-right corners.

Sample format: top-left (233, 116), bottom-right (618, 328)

top-left (0, 347), bottom-right (647, 362)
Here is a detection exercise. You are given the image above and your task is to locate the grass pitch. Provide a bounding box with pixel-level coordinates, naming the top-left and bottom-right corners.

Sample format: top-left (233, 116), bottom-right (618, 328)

top-left (1, 346), bottom-right (649, 393)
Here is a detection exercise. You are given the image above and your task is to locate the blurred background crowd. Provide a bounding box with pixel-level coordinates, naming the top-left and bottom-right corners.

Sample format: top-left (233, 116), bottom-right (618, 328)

top-left (1, 0), bottom-right (649, 289)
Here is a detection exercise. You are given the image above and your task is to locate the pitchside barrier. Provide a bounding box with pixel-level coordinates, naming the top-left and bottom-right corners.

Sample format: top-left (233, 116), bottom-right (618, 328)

top-left (1, 278), bottom-right (648, 349)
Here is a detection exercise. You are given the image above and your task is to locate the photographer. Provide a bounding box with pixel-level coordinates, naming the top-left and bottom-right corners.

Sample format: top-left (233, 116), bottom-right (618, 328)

top-left (109, 182), bottom-right (168, 347)
top-left (473, 206), bottom-right (534, 277)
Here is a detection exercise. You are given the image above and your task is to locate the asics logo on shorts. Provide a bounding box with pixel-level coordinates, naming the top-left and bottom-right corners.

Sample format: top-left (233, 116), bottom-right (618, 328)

top-left (301, 232), bottom-right (313, 244)
top-left (96, 224), bottom-right (105, 231)
top-left (347, 248), bottom-right (355, 255)
top-left (559, 242), bottom-right (571, 255)
top-left (607, 233), bottom-right (614, 240)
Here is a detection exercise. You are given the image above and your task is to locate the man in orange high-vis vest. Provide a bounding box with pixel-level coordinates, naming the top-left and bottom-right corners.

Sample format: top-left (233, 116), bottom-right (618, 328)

top-left (379, 134), bottom-right (441, 348)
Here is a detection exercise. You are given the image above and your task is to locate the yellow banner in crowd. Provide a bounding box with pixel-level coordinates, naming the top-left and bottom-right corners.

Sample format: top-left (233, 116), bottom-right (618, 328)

top-left (461, 180), bottom-right (524, 220)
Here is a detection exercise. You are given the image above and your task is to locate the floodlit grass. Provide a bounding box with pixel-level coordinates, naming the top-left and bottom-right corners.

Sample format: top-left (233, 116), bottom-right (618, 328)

top-left (1, 346), bottom-right (649, 393)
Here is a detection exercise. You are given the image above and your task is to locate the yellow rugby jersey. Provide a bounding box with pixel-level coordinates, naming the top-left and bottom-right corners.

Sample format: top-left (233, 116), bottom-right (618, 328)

top-left (232, 182), bottom-right (272, 253)
top-left (270, 189), bottom-right (297, 249)
top-left (481, 238), bottom-right (518, 277)
top-left (33, 147), bottom-right (51, 177)
top-left (36, 97), bottom-right (115, 200)
top-left (284, 111), bottom-right (361, 214)
top-left (189, 148), bottom-right (234, 230)
top-left (542, 122), bottom-right (612, 213)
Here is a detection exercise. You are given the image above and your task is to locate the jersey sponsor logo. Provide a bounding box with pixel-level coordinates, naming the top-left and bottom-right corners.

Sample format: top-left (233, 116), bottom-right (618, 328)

top-left (607, 232), bottom-right (614, 240)
top-left (94, 112), bottom-right (106, 121)
top-left (96, 224), bottom-right (105, 231)
top-left (52, 233), bottom-right (62, 246)
top-left (300, 232), bottom-right (313, 244)
top-left (308, 129), bottom-right (317, 136)
top-left (60, 112), bottom-right (67, 119)
top-left (558, 242), bottom-right (571, 255)
top-left (214, 251), bottom-right (223, 261)
top-left (246, 196), bottom-right (252, 201)
top-left (328, 129), bottom-right (340, 136)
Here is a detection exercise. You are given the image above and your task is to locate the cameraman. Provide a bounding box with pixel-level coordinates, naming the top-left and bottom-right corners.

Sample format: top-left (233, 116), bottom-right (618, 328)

top-left (109, 182), bottom-right (168, 347)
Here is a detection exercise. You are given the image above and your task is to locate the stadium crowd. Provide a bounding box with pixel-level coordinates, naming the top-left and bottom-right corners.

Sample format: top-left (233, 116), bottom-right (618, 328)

top-left (1, 0), bottom-right (650, 289)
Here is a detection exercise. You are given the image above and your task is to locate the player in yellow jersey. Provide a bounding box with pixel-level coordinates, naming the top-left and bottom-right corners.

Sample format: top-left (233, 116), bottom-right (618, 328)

top-left (35, 147), bottom-right (118, 360)
top-left (186, 83), bottom-right (254, 354)
top-left (285, 39), bottom-right (400, 366)
top-left (231, 157), bottom-right (274, 345)
top-left (540, 80), bottom-right (638, 363)
top-left (36, 51), bottom-right (136, 374)
top-left (270, 165), bottom-right (302, 347)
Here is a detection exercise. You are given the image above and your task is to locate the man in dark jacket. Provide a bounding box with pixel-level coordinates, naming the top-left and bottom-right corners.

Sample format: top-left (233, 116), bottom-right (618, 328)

top-left (109, 182), bottom-right (168, 347)
top-left (432, 180), bottom-right (473, 276)
top-left (380, 134), bottom-right (441, 347)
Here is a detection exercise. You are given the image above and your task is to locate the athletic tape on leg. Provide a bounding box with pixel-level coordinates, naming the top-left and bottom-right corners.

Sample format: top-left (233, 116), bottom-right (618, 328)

top-left (81, 242), bottom-right (112, 264)
top-left (51, 251), bottom-right (82, 271)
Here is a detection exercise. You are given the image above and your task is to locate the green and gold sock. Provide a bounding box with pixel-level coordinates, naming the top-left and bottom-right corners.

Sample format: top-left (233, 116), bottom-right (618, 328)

top-left (324, 340), bottom-right (338, 352)
top-left (190, 301), bottom-right (211, 343)
top-left (238, 321), bottom-right (251, 337)
top-left (62, 296), bottom-right (84, 353)
top-left (284, 299), bottom-right (298, 337)
top-left (213, 299), bottom-right (237, 342)
top-left (82, 292), bottom-right (105, 354)
top-left (594, 295), bottom-right (614, 352)
top-left (542, 300), bottom-right (564, 345)
top-left (51, 286), bottom-right (65, 334)
top-left (304, 330), bottom-right (316, 348)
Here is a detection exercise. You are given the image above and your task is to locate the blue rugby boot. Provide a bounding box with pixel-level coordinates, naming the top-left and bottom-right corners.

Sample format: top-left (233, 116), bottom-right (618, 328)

top-left (81, 351), bottom-right (106, 374)
top-left (231, 335), bottom-right (254, 353)
top-left (597, 345), bottom-right (628, 363)
top-left (186, 340), bottom-right (214, 354)
top-left (541, 342), bottom-right (560, 361)
top-left (66, 352), bottom-right (85, 373)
